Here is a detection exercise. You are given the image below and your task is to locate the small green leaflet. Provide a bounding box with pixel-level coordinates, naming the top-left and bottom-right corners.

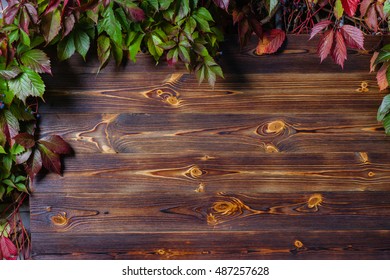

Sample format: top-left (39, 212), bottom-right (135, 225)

top-left (98, 7), bottom-right (122, 46)
top-left (378, 94), bottom-right (390, 121)
top-left (74, 31), bottom-right (91, 60)
top-left (57, 34), bottom-right (76, 61)
top-left (384, 0), bottom-right (390, 16)
top-left (8, 67), bottom-right (45, 103)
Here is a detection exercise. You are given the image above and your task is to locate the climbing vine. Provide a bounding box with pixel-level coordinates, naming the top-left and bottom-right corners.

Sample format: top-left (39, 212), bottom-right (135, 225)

top-left (0, 0), bottom-right (389, 259)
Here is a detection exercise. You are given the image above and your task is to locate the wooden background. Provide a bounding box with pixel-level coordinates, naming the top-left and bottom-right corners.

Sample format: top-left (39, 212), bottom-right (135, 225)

top-left (30, 35), bottom-right (390, 259)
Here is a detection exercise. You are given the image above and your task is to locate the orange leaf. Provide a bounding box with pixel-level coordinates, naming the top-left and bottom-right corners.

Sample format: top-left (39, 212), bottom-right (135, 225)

top-left (377, 63), bottom-right (389, 91)
top-left (255, 29), bottom-right (286, 55)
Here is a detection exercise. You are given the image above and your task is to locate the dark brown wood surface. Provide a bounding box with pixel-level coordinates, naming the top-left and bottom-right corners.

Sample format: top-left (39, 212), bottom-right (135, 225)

top-left (30, 35), bottom-right (390, 259)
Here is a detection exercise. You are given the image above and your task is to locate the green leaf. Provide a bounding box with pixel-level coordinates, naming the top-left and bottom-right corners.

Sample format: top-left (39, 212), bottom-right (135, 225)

top-left (375, 50), bottom-right (390, 65)
top-left (184, 17), bottom-right (197, 39)
top-left (147, 0), bottom-right (159, 10)
top-left (383, 114), bottom-right (390, 135)
top-left (178, 45), bottom-right (191, 63)
top-left (334, 0), bottom-right (344, 19)
top-left (112, 43), bottom-right (123, 65)
top-left (128, 33), bottom-right (145, 63)
top-left (97, 35), bottom-right (111, 71)
top-left (10, 143), bottom-right (25, 155)
top-left (159, 0), bottom-right (174, 10)
top-left (20, 30), bottom-right (31, 47)
top-left (377, 94), bottom-right (390, 121)
top-left (267, 0), bottom-right (278, 14)
top-left (74, 31), bottom-right (90, 60)
top-left (193, 14), bottom-right (211, 32)
top-left (20, 49), bottom-right (52, 74)
top-left (0, 146), bottom-right (6, 154)
top-left (15, 183), bottom-right (28, 193)
top-left (211, 65), bottom-right (224, 78)
top-left (98, 7), bottom-right (122, 46)
top-left (196, 7), bottom-right (214, 21)
top-left (8, 67), bottom-right (45, 103)
top-left (57, 34), bottom-right (76, 61)
top-left (41, 9), bottom-right (61, 43)
top-left (0, 186), bottom-right (5, 200)
top-left (147, 36), bottom-right (164, 61)
top-left (384, 0), bottom-right (390, 16)
top-left (177, 0), bottom-right (190, 20)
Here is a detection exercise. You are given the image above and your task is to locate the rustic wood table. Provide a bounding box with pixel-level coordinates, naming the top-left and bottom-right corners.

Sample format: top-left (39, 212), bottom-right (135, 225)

top-left (31, 35), bottom-right (390, 259)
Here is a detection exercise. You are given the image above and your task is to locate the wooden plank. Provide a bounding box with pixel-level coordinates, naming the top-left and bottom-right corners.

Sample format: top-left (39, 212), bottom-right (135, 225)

top-left (34, 153), bottom-right (390, 193)
top-left (30, 192), bottom-right (390, 233)
top-left (40, 73), bottom-right (385, 114)
top-left (31, 230), bottom-right (390, 259)
top-left (37, 113), bottom-right (390, 154)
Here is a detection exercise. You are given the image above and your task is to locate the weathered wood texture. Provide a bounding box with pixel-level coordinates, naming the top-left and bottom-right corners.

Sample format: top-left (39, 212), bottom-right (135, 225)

top-left (31, 35), bottom-right (390, 259)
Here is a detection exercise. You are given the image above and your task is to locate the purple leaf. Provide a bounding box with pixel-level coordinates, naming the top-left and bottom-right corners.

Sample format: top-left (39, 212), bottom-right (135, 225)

top-left (14, 133), bottom-right (35, 149)
top-left (38, 135), bottom-right (72, 155)
top-left (38, 143), bottom-right (62, 175)
top-left (213, 0), bottom-right (229, 11)
top-left (26, 149), bottom-right (42, 180)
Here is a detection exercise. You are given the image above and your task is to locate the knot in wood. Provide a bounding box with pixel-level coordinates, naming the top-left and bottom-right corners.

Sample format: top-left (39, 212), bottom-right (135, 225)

top-left (51, 212), bottom-right (68, 226)
top-left (307, 194), bottom-right (323, 210)
top-left (265, 144), bottom-right (279, 153)
top-left (212, 200), bottom-right (243, 216)
top-left (207, 213), bottom-right (218, 226)
top-left (165, 96), bottom-right (180, 106)
top-left (187, 166), bottom-right (204, 178)
top-left (266, 120), bottom-right (285, 134)
top-left (294, 240), bottom-right (304, 249)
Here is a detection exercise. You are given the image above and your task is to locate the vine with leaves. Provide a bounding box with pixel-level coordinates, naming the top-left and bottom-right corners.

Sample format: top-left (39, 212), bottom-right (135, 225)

top-left (0, 0), bottom-right (389, 259)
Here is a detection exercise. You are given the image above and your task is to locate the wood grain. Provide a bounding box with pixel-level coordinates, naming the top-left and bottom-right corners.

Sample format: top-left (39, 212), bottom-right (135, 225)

top-left (37, 113), bottom-right (390, 154)
top-left (34, 153), bottom-right (390, 193)
top-left (32, 230), bottom-right (390, 259)
top-left (31, 35), bottom-right (390, 259)
top-left (30, 192), bottom-right (390, 233)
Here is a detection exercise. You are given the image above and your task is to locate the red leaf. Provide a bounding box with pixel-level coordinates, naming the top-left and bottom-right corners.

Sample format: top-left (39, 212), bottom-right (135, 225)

top-left (38, 135), bottom-right (72, 155)
top-left (44, 0), bottom-right (61, 15)
top-left (255, 29), bottom-right (286, 55)
top-left (238, 19), bottom-right (250, 48)
top-left (360, 0), bottom-right (372, 16)
top-left (0, 236), bottom-right (18, 260)
top-left (24, 3), bottom-right (38, 24)
top-left (341, 0), bottom-right (360, 17)
top-left (365, 5), bottom-right (378, 31)
top-left (20, 8), bottom-right (31, 34)
top-left (26, 149), bottom-right (42, 180)
top-left (63, 14), bottom-right (76, 37)
top-left (370, 51), bottom-right (379, 72)
top-left (38, 144), bottom-right (62, 175)
top-left (332, 30), bottom-right (347, 68)
top-left (318, 29), bottom-right (334, 62)
top-left (14, 133), bottom-right (35, 149)
top-left (248, 16), bottom-right (263, 38)
top-left (341, 24), bottom-right (365, 49)
top-left (213, 0), bottom-right (230, 11)
top-left (310, 20), bottom-right (332, 40)
top-left (375, 2), bottom-right (385, 19)
top-left (377, 62), bottom-right (389, 91)
top-left (128, 7), bottom-right (145, 22)
top-left (232, 9), bottom-right (244, 24)
top-left (4, 4), bottom-right (20, 25)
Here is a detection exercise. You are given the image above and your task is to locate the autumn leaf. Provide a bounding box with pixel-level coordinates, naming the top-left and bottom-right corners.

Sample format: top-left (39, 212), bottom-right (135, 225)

top-left (332, 30), bottom-right (347, 68)
top-left (318, 29), bottom-right (334, 62)
top-left (25, 149), bottom-right (42, 180)
top-left (377, 62), bottom-right (389, 91)
top-left (38, 143), bottom-right (62, 175)
top-left (128, 7), bottom-right (145, 22)
top-left (213, 0), bottom-right (229, 11)
top-left (341, 0), bottom-right (360, 17)
top-left (310, 20), bottom-right (332, 39)
top-left (255, 29), bottom-right (286, 55)
top-left (360, 0), bottom-right (373, 15)
top-left (0, 236), bottom-right (18, 260)
top-left (341, 25), bottom-right (364, 49)
top-left (14, 133), bottom-right (35, 149)
top-left (365, 5), bottom-right (378, 31)
top-left (370, 51), bottom-right (379, 72)
top-left (38, 135), bottom-right (72, 155)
